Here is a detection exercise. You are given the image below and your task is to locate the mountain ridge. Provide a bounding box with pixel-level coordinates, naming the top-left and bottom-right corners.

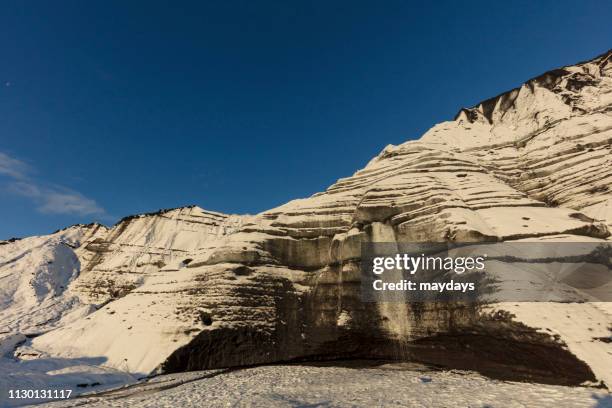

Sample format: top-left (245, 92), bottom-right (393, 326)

top-left (5, 51), bottom-right (610, 242)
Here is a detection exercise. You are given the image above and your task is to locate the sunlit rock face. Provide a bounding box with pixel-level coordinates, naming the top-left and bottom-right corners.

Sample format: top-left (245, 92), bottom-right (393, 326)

top-left (13, 50), bottom-right (612, 386)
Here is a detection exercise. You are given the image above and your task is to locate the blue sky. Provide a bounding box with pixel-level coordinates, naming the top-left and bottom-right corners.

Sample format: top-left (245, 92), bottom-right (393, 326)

top-left (1, 1), bottom-right (611, 238)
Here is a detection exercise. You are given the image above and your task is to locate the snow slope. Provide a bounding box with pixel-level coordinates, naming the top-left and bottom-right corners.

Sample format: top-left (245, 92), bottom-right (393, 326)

top-left (0, 224), bottom-right (106, 340)
top-left (493, 302), bottom-right (612, 387)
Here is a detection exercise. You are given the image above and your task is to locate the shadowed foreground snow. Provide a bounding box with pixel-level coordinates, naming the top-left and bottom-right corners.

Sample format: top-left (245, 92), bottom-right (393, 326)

top-left (33, 364), bottom-right (611, 408)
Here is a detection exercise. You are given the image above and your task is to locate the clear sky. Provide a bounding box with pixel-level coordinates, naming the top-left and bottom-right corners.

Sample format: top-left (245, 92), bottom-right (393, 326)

top-left (1, 1), bottom-right (611, 238)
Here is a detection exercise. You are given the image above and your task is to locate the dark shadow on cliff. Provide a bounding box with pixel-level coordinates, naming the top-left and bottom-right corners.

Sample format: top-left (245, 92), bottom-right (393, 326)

top-left (160, 265), bottom-right (597, 387)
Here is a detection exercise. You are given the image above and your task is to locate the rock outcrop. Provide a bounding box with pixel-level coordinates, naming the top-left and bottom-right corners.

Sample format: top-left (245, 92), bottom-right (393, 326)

top-left (2, 50), bottom-right (611, 387)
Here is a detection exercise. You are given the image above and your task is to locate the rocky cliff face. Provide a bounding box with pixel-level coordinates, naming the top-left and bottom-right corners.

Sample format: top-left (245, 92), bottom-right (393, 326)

top-left (3, 50), bottom-right (611, 387)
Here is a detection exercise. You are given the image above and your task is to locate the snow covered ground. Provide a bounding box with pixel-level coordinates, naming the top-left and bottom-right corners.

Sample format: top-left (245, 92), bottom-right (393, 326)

top-left (0, 352), bottom-right (137, 408)
top-left (19, 363), bottom-right (610, 408)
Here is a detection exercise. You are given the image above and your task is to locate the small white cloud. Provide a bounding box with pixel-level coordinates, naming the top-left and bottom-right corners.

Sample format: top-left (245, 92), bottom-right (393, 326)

top-left (0, 151), bottom-right (29, 180)
top-left (1, 151), bottom-right (107, 217)
top-left (8, 181), bottom-right (40, 197)
top-left (38, 189), bottom-right (105, 216)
